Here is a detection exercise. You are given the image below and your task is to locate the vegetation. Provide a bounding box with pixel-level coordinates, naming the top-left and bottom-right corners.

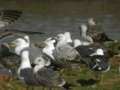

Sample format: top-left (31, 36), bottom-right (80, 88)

top-left (0, 41), bottom-right (119, 90)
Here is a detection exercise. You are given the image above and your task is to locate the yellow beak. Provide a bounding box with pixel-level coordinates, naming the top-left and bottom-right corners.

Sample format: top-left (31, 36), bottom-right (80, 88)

top-left (7, 42), bottom-right (16, 48)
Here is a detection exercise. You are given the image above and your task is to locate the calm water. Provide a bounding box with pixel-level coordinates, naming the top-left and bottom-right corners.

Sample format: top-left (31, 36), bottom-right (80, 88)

top-left (0, 0), bottom-right (120, 43)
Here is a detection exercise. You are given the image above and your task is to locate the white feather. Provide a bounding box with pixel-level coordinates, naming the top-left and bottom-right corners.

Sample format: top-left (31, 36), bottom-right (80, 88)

top-left (90, 49), bottom-right (104, 56)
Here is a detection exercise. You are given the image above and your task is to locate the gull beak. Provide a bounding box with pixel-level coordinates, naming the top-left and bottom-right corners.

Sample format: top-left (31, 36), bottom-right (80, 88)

top-left (7, 42), bottom-right (16, 48)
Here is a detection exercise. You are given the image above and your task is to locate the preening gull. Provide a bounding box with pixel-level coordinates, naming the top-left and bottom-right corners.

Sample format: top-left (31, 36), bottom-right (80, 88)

top-left (9, 37), bottom-right (68, 89)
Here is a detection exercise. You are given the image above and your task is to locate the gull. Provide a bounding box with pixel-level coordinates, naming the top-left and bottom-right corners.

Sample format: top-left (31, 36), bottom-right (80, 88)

top-left (8, 35), bottom-right (69, 89)
top-left (79, 24), bottom-right (94, 46)
top-left (74, 39), bottom-right (110, 72)
top-left (53, 32), bottom-right (79, 61)
top-left (8, 35), bottom-right (56, 67)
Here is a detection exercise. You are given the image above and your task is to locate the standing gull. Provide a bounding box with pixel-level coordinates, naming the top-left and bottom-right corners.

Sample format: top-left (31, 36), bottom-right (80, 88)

top-left (78, 24), bottom-right (94, 46)
top-left (87, 18), bottom-right (113, 42)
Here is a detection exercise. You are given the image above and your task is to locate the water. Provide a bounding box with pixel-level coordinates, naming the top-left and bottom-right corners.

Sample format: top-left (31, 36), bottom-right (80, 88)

top-left (0, 0), bottom-right (120, 43)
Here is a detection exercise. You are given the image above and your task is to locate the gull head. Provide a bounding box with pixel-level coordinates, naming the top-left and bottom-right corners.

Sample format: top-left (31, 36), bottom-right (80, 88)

top-left (64, 32), bottom-right (72, 43)
top-left (9, 35), bottom-right (30, 55)
top-left (44, 37), bottom-right (56, 47)
top-left (88, 18), bottom-right (96, 26)
top-left (57, 33), bottom-right (66, 42)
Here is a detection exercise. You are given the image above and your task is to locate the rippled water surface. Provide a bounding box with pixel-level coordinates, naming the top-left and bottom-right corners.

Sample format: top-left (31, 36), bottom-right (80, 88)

top-left (0, 0), bottom-right (120, 43)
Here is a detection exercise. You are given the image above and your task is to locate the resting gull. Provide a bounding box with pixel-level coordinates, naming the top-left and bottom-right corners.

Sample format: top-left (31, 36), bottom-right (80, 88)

top-left (9, 36), bottom-right (69, 89)
top-left (73, 25), bottom-right (110, 71)
top-left (8, 35), bottom-right (56, 67)
top-left (74, 44), bottom-right (110, 72)
top-left (52, 32), bottom-right (80, 68)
